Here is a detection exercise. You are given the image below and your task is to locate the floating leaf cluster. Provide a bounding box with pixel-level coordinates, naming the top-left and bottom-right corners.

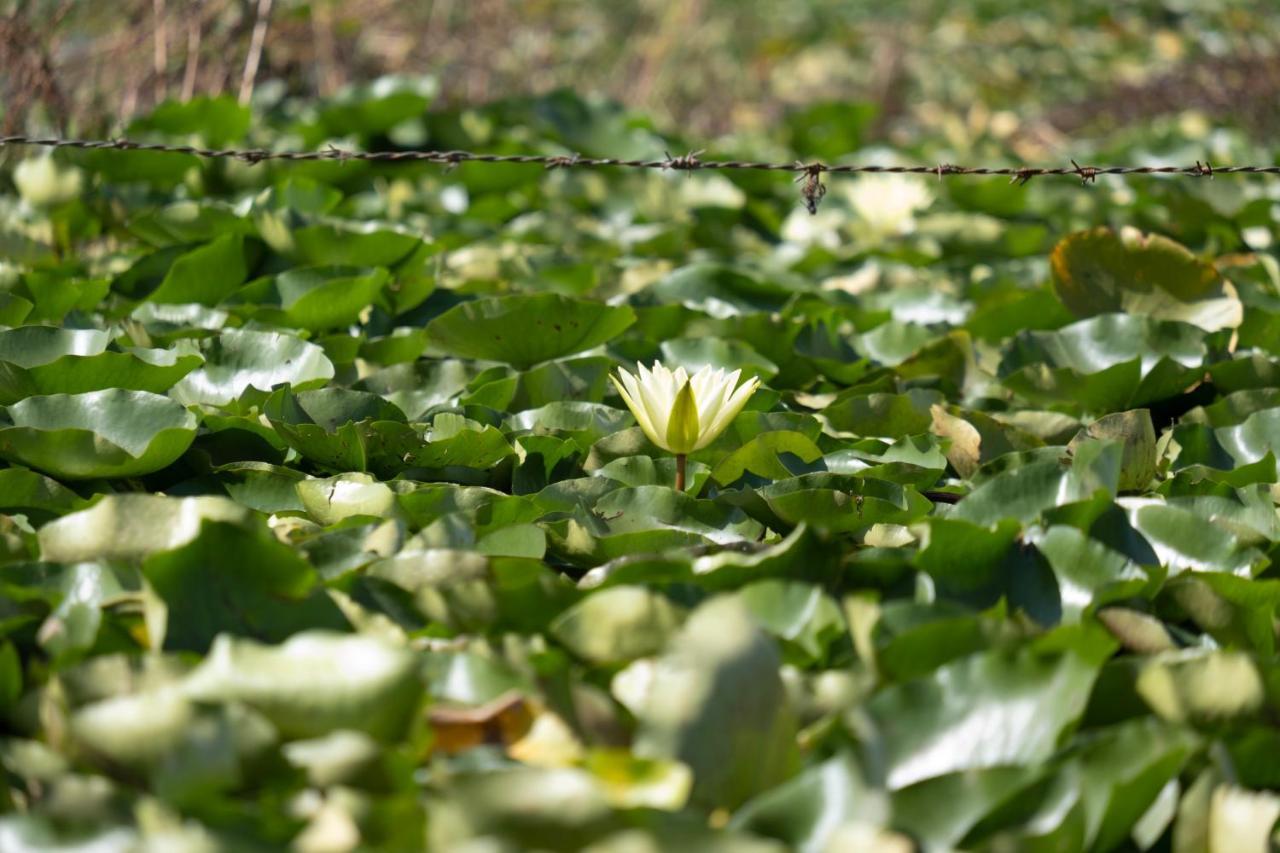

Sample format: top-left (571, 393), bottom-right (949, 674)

top-left (2, 84), bottom-right (1280, 851)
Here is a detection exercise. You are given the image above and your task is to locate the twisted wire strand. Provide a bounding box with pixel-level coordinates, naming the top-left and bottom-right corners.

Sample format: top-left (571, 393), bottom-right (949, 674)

top-left (3, 134), bottom-right (1275, 210)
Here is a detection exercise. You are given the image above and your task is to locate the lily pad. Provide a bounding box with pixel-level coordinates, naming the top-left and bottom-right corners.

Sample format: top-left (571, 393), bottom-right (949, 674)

top-left (170, 328), bottom-right (334, 406)
top-left (264, 386), bottom-right (417, 475)
top-left (0, 390), bottom-right (197, 480)
top-left (426, 294), bottom-right (635, 368)
top-left (1051, 227), bottom-right (1237, 331)
top-left (0, 326), bottom-right (202, 403)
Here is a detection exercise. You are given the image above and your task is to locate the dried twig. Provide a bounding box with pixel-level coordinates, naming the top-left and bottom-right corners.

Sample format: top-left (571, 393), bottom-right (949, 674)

top-left (238, 0), bottom-right (273, 106)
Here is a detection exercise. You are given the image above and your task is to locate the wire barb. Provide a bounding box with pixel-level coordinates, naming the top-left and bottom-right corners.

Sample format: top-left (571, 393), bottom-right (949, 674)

top-left (795, 163), bottom-right (827, 214)
top-left (1071, 159), bottom-right (1099, 185)
top-left (544, 152), bottom-right (581, 170)
top-left (662, 149), bottom-right (704, 172)
top-left (324, 143), bottom-right (352, 164)
top-left (1193, 160), bottom-right (1214, 178)
top-left (1009, 168), bottom-right (1037, 186)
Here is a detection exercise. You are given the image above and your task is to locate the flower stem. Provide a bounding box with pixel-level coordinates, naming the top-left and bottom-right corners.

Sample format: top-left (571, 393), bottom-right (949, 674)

top-left (675, 454), bottom-right (687, 492)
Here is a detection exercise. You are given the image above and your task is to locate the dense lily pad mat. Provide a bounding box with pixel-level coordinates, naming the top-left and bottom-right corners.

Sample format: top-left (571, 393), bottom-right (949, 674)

top-left (4, 87), bottom-right (1280, 852)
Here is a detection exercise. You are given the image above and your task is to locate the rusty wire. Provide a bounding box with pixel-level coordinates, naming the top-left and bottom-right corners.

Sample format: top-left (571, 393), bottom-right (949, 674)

top-left (2, 134), bottom-right (1278, 212)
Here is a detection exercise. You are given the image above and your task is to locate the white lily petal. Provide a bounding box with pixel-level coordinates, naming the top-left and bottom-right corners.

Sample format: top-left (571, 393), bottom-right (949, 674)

top-left (636, 363), bottom-right (678, 451)
top-left (613, 370), bottom-right (664, 447)
top-left (694, 375), bottom-right (760, 450)
top-left (696, 368), bottom-right (738, 426)
top-left (689, 366), bottom-right (725, 423)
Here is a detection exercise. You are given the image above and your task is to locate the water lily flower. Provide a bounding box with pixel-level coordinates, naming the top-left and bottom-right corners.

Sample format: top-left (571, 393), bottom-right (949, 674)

top-left (13, 155), bottom-right (83, 208)
top-left (844, 173), bottom-right (932, 238)
top-left (611, 362), bottom-right (760, 491)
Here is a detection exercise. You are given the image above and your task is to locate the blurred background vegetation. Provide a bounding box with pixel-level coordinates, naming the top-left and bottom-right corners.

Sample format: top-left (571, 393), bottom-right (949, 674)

top-left (4, 0), bottom-right (1280, 155)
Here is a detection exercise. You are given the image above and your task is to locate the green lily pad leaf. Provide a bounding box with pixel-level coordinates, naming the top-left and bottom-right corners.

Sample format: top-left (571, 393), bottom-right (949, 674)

top-left (438, 765), bottom-right (614, 850)
top-left (72, 147), bottom-right (200, 186)
top-left (0, 390), bottom-right (197, 480)
top-left (264, 386), bottom-right (416, 475)
top-left (1136, 650), bottom-right (1264, 723)
top-left (426, 294), bottom-right (635, 368)
top-left (786, 100), bottom-right (878, 159)
top-left (1071, 718), bottom-right (1199, 852)
top-left (1214, 407), bottom-right (1280, 470)
top-left (737, 581), bottom-right (846, 665)
top-left (550, 586), bottom-right (683, 665)
top-left (647, 263), bottom-right (796, 317)
top-left (579, 523), bottom-right (838, 593)
top-left (359, 327), bottom-right (430, 365)
top-left (592, 455), bottom-right (711, 494)
top-left (870, 602), bottom-right (996, 682)
top-left (0, 467), bottom-right (88, 522)
top-left (953, 445), bottom-right (1121, 527)
top-left (867, 642), bottom-right (1106, 789)
top-left (0, 292), bottom-right (34, 326)
top-left (125, 198), bottom-right (254, 246)
top-left (183, 631), bottom-right (422, 740)
top-left (70, 688), bottom-right (274, 781)
top-left (725, 473), bottom-right (932, 533)
top-left (37, 495), bottom-right (253, 563)
top-left (592, 485), bottom-right (764, 543)
top-left (929, 404), bottom-right (1045, 479)
top-left (314, 74), bottom-right (437, 137)
top-left (792, 321), bottom-right (873, 385)
top-left (297, 473), bottom-right (397, 525)
top-left (396, 482), bottom-right (530, 530)
top-left (192, 409), bottom-right (289, 467)
top-left (464, 356), bottom-right (615, 412)
top-left (1051, 227), bottom-right (1229, 328)
top-left (630, 597), bottom-right (798, 809)
top-left (1068, 410), bottom-right (1157, 492)
top-left (1123, 500), bottom-right (1261, 576)
top-left (659, 337), bottom-right (779, 382)
top-left (145, 233), bottom-right (248, 305)
top-left (512, 434), bottom-right (581, 494)
top-left (371, 549), bottom-right (570, 633)
top-left (823, 389), bottom-right (944, 438)
top-left (143, 520), bottom-right (349, 652)
top-left (258, 216), bottom-right (422, 268)
top-left (129, 301), bottom-right (230, 344)
top-left (506, 401), bottom-right (634, 450)
top-left (1029, 525), bottom-right (1150, 621)
top-left (356, 359), bottom-right (477, 421)
top-left (366, 548), bottom-right (496, 632)
top-left (1163, 572), bottom-right (1280, 656)
top-left (170, 328), bottom-right (335, 406)
top-left (711, 431), bottom-right (824, 485)
top-left (213, 461), bottom-right (307, 514)
top-left (999, 315), bottom-right (1206, 412)
top-left (731, 753), bottom-right (888, 853)
top-left (1, 561), bottom-right (136, 663)
top-left (913, 517), bottom-right (1020, 597)
top-left (0, 327), bottom-right (202, 403)
top-left (856, 320), bottom-right (940, 366)
top-left (19, 271), bottom-right (111, 325)
top-left (130, 95), bottom-right (251, 147)
top-left (233, 265), bottom-right (390, 330)
top-left (406, 414), bottom-right (514, 471)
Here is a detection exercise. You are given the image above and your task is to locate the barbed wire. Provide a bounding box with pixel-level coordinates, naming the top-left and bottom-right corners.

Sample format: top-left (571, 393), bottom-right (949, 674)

top-left (3, 134), bottom-right (1279, 213)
